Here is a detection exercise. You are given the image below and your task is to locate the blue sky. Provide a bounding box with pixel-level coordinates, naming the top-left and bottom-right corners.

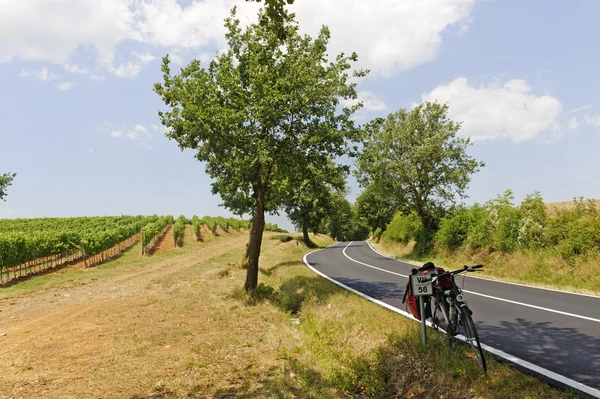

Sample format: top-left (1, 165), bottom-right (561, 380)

top-left (1, 0), bottom-right (599, 232)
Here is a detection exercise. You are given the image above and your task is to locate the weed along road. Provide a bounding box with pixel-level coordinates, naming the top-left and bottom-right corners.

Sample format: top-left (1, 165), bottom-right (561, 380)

top-left (304, 241), bottom-right (600, 397)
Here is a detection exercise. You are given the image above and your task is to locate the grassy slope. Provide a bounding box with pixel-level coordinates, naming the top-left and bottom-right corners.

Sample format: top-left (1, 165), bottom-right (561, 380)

top-left (371, 238), bottom-right (600, 296)
top-left (0, 233), bottom-right (577, 398)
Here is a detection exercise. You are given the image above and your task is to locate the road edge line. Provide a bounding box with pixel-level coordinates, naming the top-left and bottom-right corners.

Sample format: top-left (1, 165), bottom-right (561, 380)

top-left (303, 246), bottom-right (600, 399)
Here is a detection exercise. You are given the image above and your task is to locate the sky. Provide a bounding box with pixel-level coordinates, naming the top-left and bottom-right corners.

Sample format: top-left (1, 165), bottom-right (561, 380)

top-left (1, 0), bottom-right (600, 232)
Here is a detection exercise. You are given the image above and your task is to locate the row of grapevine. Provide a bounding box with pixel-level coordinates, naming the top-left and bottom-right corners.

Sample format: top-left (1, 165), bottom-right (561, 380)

top-left (141, 216), bottom-right (174, 254)
top-left (191, 215), bottom-right (203, 241)
top-left (0, 215), bottom-right (159, 283)
top-left (173, 215), bottom-right (188, 247)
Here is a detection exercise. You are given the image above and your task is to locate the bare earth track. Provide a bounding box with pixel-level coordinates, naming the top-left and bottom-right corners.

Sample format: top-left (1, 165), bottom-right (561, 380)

top-left (0, 233), bottom-right (253, 399)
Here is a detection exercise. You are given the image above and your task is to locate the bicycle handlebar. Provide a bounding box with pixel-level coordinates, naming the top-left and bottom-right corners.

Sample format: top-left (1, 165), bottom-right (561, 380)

top-left (431, 264), bottom-right (484, 281)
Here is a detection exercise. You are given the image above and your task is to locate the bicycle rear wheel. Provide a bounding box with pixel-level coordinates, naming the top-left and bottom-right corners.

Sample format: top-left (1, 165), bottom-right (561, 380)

top-left (458, 306), bottom-right (487, 372)
top-left (430, 296), bottom-right (453, 340)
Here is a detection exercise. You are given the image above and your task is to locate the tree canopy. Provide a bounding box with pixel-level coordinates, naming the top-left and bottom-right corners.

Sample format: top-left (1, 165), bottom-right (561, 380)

top-left (247, 0), bottom-right (294, 40)
top-left (284, 159), bottom-right (346, 245)
top-left (0, 173), bottom-right (16, 201)
top-left (155, 8), bottom-right (366, 290)
top-left (356, 102), bottom-right (483, 232)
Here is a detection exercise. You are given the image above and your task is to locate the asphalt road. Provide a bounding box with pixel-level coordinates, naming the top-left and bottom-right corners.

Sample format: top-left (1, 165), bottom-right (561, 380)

top-left (305, 241), bottom-right (600, 397)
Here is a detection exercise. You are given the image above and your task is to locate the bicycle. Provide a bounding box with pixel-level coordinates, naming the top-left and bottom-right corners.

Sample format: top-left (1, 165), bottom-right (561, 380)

top-left (427, 264), bottom-right (487, 372)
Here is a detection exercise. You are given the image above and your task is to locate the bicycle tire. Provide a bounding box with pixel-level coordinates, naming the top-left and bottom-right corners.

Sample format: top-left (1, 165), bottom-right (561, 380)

top-left (430, 296), bottom-right (453, 341)
top-left (458, 306), bottom-right (487, 372)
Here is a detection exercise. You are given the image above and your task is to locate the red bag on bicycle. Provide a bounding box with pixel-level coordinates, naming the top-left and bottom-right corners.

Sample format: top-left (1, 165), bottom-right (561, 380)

top-left (403, 262), bottom-right (453, 320)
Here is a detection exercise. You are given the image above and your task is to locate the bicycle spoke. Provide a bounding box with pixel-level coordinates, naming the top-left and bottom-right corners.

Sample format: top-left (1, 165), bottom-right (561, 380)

top-left (459, 306), bottom-right (487, 372)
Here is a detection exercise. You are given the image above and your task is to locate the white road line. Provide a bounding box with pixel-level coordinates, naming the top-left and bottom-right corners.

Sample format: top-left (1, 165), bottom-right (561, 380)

top-left (303, 246), bottom-right (600, 399)
top-left (366, 240), bottom-right (600, 299)
top-left (342, 242), bottom-right (600, 324)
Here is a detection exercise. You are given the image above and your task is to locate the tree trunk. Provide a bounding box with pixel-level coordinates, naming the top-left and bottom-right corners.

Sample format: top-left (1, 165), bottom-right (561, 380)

top-left (302, 224), bottom-right (310, 245)
top-left (244, 188), bottom-right (266, 292)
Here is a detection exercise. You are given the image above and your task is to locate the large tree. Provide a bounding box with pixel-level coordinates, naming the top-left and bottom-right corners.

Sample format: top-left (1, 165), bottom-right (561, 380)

top-left (0, 173), bottom-right (16, 201)
top-left (155, 9), bottom-right (365, 291)
top-left (356, 102), bottom-right (483, 232)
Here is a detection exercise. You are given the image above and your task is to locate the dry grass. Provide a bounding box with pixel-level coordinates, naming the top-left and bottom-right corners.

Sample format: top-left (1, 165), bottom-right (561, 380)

top-left (372, 239), bottom-right (600, 295)
top-left (0, 232), bottom-right (577, 398)
top-left (546, 198), bottom-right (600, 217)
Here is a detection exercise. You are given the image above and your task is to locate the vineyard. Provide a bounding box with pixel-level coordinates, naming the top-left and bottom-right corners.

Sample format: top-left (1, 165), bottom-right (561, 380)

top-left (0, 214), bottom-right (285, 284)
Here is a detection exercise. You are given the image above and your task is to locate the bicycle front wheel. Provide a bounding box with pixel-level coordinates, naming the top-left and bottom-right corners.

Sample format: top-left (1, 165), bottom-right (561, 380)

top-left (458, 306), bottom-right (487, 372)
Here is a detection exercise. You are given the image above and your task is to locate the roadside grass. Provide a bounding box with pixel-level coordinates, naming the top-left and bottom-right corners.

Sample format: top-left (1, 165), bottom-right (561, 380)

top-left (371, 238), bottom-right (600, 296)
top-left (1, 232), bottom-right (578, 398)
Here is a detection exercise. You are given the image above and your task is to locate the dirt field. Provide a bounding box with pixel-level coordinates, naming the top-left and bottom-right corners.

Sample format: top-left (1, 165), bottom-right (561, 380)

top-left (0, 232), bottom-right (257, 399)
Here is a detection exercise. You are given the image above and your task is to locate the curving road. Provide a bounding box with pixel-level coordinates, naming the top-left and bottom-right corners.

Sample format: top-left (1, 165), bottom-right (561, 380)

top-left (304, 241), bottom-right (600, 398)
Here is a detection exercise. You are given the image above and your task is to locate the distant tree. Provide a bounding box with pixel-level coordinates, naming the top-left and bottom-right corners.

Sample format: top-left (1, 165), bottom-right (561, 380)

top-left (284, 160), bottom-right (346, 245)
top-left (155, 9), bottom-right (366, 291)
top-left (355, 183), bottom-right (397, 238)
top-left (357, 102), bottom-right (483, 232)
top-left (0, 173), bottom-right (16, 201)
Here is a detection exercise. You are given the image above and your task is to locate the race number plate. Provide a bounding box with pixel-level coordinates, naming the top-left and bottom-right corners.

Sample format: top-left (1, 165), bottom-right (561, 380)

top-left (410, 274), bottom-right (432, 296)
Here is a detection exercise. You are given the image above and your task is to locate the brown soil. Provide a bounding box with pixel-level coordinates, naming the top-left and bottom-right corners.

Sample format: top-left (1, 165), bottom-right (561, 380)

top-left (199, 223), bottom-right (214, 239)
top-left (0, 234), bottom-right (252, 399)
top-left (153, 224), bottom-right (175, 253)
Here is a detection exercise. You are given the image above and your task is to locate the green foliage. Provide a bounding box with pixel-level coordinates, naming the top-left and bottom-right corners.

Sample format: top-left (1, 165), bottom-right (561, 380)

top-left (284, 160), bottom-right (346, 240)
top-left (430, 192), bottom-right (600, 262)
top-left (436, 207), bottom-right (472, 249)
top-left (357, 102), bottom-right (484, 231)
top-left (142, 216), bottom-right (174, 248)
top-left (321, 192), bottom-right (369, 241)
top-left (355, 184), bottom-right (397, 236)
top-left (191, 215), bottom-right (202, 239)
top-left (517, 192), bottom-right (548, 249)
top-left (0, 172), bottom-right (16, 201)
top-left (265, 223), bottom-right (287, 233)
top-left (0, 216), bottom-right (160, 275)
top-left (173, 215), bottom-right (187, 246)
top-left (155, 8), bottom-right (364, 290)
top-left (546, 199), bottom-right (600, 260)
top-left (246, 0), bottom-right (294, 40)
top-left (383, 212), bottom-right (422, 243)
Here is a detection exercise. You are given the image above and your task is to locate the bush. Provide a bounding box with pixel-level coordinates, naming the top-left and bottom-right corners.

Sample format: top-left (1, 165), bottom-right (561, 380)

top-left (383, 212), bottom-right (422, 243)
top-left (518, 192), bottom-right (548, 249)
top-left (436, 207), bottom-right (471, 249)
top-left (466, 204), bottom-right (493, 249)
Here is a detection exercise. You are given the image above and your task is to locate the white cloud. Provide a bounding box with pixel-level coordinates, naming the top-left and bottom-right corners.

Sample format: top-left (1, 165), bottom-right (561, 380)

top-left (568, 116), bottom-right (579, 131)
top-left (17, 67), bottom-right (58, 81)
top-left (64, 63), bottom-right (88, 74)
top-left (421, 77), bottom-right (563, 142)
top-left (0, 0), bottom-right (135, 66)
top-left (342, 91), bottom-right (388, 112)
top-left (109, 123), bottom-right (154, 143)
top-left (57, 81), bottom-right (76, 91)
top-left (584, 114), bottom-right (600, 131)
top-left (133, 51), bottom-right (156, 64)
top-left (291, 0), bottom-right (475, 76)
top-left (0, 0), bottom-right (475, 78)
top-left (112, 61), bottom-right (141, 78)
top-left (89, 148), bottom-right (95, 154)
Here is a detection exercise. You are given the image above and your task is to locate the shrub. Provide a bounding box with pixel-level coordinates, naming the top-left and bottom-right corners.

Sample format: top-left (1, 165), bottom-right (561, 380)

top-left (436, 207), bottom-right (472, 249)
top-left (517, 192), bottom-right (548, 249)
top-left (383, 212), bottom-right (422, 243)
